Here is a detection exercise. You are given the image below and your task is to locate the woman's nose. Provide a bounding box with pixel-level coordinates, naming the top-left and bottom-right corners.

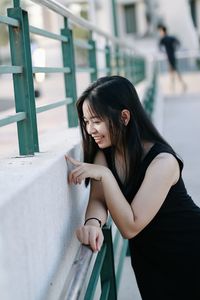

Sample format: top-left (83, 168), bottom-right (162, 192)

top-left (87, 123), bottom-right (96, 135)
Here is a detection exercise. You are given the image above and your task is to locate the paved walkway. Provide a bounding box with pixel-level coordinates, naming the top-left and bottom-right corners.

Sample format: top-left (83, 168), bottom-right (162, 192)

top-left (118, 72), bottom-right (200, 299)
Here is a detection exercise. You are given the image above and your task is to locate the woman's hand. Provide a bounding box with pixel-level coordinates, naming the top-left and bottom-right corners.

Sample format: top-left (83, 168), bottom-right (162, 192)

top-left (76, 225), bottom-right (104, 252)
top-left (65, 155), bottom-right (109, 185)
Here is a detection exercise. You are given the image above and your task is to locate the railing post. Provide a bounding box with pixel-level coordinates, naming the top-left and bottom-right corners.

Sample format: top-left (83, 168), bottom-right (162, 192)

top-left (88, 33), bottom-right (97, 82)
top-left (115, 46), bottom-right (120, 75)
top-left (124, 53), bottom-right (129, 79)
top-left (130, 56), bottom-right (135, 84)
top-left (7, 6), bottom-right (39, 155)
top-left (105, 45), bottom-right (111, 76)
top-left (100, 225), bottom-right (117, 300)
top-left (61, 18), bottom-right (78, 127)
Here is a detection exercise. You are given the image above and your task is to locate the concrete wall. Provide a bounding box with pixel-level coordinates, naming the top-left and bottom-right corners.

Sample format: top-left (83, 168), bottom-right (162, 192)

top-left (0, 128), bottom-right (90, 300)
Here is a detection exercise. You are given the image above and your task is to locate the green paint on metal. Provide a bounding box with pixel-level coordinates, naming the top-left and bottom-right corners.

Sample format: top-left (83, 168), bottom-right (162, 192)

top-left (115, 46), bottom-right (120, 75)
top-left (76, 67), bottom-right (95, 73)
top-left (0, 65), bottom-right (22, 74)
top-left (0, 112), bottom-right (26, 127)
top-left (100, 281), bottom-right (110, 300)
top-left (84, 244), bottom-right (107, 300)
top-left (116, 239), bottom-right (128, 289)
top-left (105, 45), bottom-right (111, 76)
top-left (36, 98), bottom-right (72, 114)
top-left (8, 7), bottom-right (39, 155)
top-left (74, 39), bottom-right (93, 50)
top-left (88, 37), bottom-right (97, 82)
top-left (100, 225), bottom-right (117, 299)
top-left (29, 25), bottom-right (68, 42)
top-left (32, 66), bottom-right (71, 74)
top-left (113, 229), bottom-right (120, 250)
top-left (143, 63), bottom-right (157, 117)
top-left (61, 18), bottom-right (78, 128)
top-left (111, 0), bottom-right (119, 37)
top-left (0, 15), bottom-right (19, 26)
top-left (13, 0), bottom-right (20, 8)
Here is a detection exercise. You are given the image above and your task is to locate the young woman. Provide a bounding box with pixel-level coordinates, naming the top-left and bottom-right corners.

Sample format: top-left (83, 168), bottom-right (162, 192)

top-left (66, 75), bottom-right (200, 299)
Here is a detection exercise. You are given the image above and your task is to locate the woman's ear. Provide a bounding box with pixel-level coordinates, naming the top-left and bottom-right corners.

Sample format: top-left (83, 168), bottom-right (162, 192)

top-left (121, 109), bottom-right (130, 126)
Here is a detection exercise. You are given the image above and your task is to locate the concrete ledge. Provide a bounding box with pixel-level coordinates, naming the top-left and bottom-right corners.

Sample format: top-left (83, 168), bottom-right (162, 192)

top-left (0, 127), bottom-right (90, 300)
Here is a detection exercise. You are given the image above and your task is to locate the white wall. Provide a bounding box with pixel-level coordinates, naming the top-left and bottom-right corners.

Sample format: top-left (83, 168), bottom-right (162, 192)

top-left (157, 0), bottom-right (199, 50)
top-left (196, 0), bottom-right (200, 37)
top-left (0, 128), bottom-right (90, 300)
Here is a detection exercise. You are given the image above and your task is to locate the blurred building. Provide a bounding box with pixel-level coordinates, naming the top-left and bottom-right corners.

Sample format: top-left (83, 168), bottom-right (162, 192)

top-left (0, 0), bottom-right (199, 65)
top-left (190, 0), bottom-right (200, 41)
top-left (60, 0), bottom-right (200, 50)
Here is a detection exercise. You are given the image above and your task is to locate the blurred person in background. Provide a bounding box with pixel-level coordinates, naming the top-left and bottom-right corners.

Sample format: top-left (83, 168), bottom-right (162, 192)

top-left (158, 24), bottom-right (187, 92)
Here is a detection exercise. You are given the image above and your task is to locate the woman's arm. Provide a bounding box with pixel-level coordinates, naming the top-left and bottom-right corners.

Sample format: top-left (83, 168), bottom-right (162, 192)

top-left (84, 151), bottom-right (108, 227)
top-left (67, 151), bottom-right (108, 251)
top-left (101, 153), bottom-right (179, 238)
top-left (67, 152), bottom-right (179, 239)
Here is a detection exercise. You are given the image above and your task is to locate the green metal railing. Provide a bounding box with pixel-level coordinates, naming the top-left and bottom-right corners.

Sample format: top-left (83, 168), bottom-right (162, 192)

top-left (62, 217), bottom-right (128, 300)
top-left (0, 0), bottom-right (145, 156)
top-left (143, 62), bottom-right (158, 117)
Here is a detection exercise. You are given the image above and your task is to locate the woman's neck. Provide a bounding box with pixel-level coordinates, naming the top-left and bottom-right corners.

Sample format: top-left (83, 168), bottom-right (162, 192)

top-left (141, 140), bottom-right (155, 159)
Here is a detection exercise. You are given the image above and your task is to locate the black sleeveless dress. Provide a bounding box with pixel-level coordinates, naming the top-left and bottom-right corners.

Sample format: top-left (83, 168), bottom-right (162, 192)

top-left (104, 142), bottom-right (200, 300)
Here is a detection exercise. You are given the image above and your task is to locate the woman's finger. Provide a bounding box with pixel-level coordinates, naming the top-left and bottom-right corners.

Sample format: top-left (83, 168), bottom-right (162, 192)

top-left (96, 230), bottom-right (104, 251)
top-left (65, 155), bottom-right (81, 166)
top-left (70, 169), bottom-right (85, 184)
top-left (89, 228), bottom-right (98, 252)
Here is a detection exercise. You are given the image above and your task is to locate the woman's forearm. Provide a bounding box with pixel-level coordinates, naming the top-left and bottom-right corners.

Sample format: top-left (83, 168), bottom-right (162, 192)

top-left (85, 197), bottom-right (108, 227)
top-left (101, 169), bottom-right (136, 238)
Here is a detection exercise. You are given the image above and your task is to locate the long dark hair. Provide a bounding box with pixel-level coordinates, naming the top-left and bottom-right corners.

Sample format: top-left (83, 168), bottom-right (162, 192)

top-left (76, 75), bottom-right (171, 186)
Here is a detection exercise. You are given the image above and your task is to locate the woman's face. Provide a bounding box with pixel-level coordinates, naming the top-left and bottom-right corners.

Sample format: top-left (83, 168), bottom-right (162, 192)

top-left (82, 100), bottom-right (111, 148)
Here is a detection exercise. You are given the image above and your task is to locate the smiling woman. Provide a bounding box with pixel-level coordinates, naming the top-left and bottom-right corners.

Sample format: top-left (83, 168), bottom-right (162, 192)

top-left (66, 75), bottom-right (200, 300)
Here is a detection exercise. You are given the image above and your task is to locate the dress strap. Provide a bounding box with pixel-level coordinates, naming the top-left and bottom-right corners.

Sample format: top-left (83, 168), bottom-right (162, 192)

top-left (142, 142), bottom-right (183, 173)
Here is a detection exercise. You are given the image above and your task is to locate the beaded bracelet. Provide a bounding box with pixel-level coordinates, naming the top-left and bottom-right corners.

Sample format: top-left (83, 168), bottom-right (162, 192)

top-left (84, 217), bottom-right (102, 228)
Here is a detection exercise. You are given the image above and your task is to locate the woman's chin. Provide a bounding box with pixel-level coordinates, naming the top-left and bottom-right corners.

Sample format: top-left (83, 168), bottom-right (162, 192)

top-left (97, 142), bottom-right (111, 149)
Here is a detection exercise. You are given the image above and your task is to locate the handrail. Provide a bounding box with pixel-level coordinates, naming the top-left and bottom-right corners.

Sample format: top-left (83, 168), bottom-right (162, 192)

top-left (31, 0), bottom-right (136, 50)
top-left (59, 245), bottom-right (94, 300)
top-left (60, 218), bottom-right (129, 300)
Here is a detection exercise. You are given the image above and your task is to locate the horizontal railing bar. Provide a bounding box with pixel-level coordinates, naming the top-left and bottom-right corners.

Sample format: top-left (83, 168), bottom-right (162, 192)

top-left (36, 98), bottom-right (72, 113)
top-left (76, 67), bottom-right (95, 73)
top-left (96, 47), bottom-right (107, 53)
top-left (29, 25), bottom-right (68, 42)
top-left (31, 0), bottom-right (135, 50)
top-left (0, 15), bottom-right (19, 27)
top-left (0, 112), bottom-right (26, 127)
top-left (0, 65), bottom-right (23, 74)
top-left (74, 39), bottom-right (93, 50)
top-left (32, 67), bottom-right (71, 73)
top-left (59, 245), bottom-right (94, 300)
top-left (110, 66), bottom-right (123, 70)
top-left (98, 68), bottom-right (110, 73)
top-left (111, 52), bottom-right (127, 58)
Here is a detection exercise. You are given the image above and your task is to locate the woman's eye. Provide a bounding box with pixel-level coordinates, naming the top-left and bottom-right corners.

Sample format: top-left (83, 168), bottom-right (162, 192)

top-left (93, 119), bottom-right (101, 124)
